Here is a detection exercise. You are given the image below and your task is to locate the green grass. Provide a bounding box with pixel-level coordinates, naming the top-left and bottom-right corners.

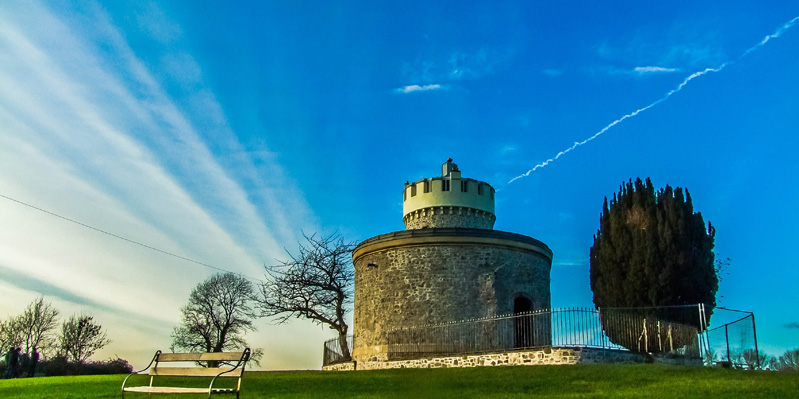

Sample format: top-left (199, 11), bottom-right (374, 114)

top-left (0, 364), bottom-right (797, 398)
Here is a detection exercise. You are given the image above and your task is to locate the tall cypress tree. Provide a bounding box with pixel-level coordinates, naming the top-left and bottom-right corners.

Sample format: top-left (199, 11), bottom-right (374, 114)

top-left (589, 178), bottom-right (717, 353)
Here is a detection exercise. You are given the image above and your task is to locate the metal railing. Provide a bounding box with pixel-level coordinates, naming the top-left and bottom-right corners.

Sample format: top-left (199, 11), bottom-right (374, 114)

top-left (597, 306), bottom-right (702, 356)
top-left (385, 307), bottom-right (700, 360)
top-left (322, 334), bottom-right (353, 366)
top-left (320, 305), bottom-right (751, 367)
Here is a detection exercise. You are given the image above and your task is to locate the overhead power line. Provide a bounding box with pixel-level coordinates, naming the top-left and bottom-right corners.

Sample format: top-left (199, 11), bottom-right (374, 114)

top-left (0, 193), bottom-right (261, 281)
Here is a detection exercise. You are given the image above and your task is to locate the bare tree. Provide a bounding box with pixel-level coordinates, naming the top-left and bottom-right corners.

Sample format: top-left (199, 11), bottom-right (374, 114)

top-left (18, 297), bottom-right (60, 357)
top-left (171, 272), bottom-right (261, 365)
top-left (742, 349), bottom-right (770, 370)
top-left (774, 349), bottom-right (799, 371)
top-left (0, 297), bottom-right (60, 357)
top-left (58, 313), bottom-right (110, 363)
top-left (257, 233), bottom-right (355, 359)
top-left (0, 317), bottom-right (24, 351)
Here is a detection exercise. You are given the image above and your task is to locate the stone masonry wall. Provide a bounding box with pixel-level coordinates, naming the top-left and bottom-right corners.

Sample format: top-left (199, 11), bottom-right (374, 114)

top-left (356, 347), bottom-right (639, 370)
top-left (322, 361), bottom-right (356, 371)
top-left (323, 347), bottom-right (701, 371)
top-left (353, 240), bottom-right (551, 364)
top-left (403, 206), bottom-right (496, 229)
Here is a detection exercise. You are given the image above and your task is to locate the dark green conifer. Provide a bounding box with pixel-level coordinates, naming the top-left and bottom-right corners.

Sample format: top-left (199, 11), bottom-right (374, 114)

top-left (589, 178), bottom-right (717, 353)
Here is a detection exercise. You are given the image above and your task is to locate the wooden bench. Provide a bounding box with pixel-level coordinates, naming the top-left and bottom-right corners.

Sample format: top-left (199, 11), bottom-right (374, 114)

top-left (122, 348), bottom-right (250, 398)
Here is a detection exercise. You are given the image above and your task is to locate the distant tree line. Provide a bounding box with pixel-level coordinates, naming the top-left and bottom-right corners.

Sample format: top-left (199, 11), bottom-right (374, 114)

top-left (771, 349), bottom-right (799, 371)
top-left (719, 348), bottom-right (799, 371)
top-left (0, 297), bottom-right (123, 377)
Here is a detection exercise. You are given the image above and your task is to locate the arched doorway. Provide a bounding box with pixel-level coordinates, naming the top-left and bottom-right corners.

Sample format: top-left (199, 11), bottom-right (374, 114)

top-left (514, 296), bottom-right (533, 348)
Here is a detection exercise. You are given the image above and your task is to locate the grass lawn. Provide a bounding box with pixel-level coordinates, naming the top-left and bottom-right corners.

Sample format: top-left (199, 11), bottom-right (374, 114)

top-left (0, 364), bottom-right (797, 398)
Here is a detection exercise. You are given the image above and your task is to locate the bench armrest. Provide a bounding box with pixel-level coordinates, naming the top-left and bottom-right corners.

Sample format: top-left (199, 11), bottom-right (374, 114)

top-left (121, 350), bottom-right (161, 392)
top-left (208, 348), bottom-right (251, 393)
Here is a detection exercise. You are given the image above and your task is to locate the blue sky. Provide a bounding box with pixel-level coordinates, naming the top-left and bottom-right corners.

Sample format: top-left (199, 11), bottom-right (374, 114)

top-left (1, 1), bottom-right (797, 369)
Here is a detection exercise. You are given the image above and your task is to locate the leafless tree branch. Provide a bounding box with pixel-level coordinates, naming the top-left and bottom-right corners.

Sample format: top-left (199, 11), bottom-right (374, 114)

top-left (257, 232), bottom-right (355, 358)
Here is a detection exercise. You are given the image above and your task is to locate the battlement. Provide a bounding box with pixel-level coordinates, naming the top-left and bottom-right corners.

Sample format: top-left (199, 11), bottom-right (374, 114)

top-left (402, 159), bottom-right (496, 229)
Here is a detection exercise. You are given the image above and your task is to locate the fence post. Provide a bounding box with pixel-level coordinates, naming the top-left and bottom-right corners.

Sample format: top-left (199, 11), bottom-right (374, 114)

top-left (599, 307), bottom-right (606, 361)
top-left (696, 304), bottom-right (703, 361)
top-left (697, 303), bottom-right (708, 364)
top-left (725, 324), bottom-right (731, 364)
top-left (751, 313), bottom-right (760, 370)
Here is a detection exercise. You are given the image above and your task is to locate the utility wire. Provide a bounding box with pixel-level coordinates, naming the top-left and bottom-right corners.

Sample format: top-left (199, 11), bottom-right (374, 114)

top-left (0, 193), bottom-right (261, 281)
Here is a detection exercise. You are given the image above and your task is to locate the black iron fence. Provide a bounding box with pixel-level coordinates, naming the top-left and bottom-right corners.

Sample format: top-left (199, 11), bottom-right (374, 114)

top-left (386, 310), bottom-right (552, 359)
top-left (322, 334), bottom-right (353, 366)
top-left (386, 307), bottom-right (700, 360)
top-left (322, 305), bottom-right (756, 367)
top-left (597, 306), bottom-right (703, 356)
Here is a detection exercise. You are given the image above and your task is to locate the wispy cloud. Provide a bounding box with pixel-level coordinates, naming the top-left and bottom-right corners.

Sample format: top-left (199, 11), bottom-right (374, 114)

top-left (594, 19), bottom-right (727, 73)
top-left (448, 48), bottom-right (493, 80)
top-left (0, 0), bottom-right (316, 367)
top-left (394, 84), bottom-right (445, 94)
top-left (499, 145), bottom-right (518, 155)
top-left (401, 47), bottom-right (512, 86)
top-left (595, 65), bottom-right (681, 76)
top-left (633, 66), bottom-right (680, 74)
top-left (396, 47), bottom-right (510, 95)
top-left (784, 322), bottom-right (799, 329)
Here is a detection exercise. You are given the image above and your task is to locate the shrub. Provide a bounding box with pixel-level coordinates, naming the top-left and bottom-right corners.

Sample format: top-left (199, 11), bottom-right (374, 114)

top-left (37, 356), bottom-right (133, 376)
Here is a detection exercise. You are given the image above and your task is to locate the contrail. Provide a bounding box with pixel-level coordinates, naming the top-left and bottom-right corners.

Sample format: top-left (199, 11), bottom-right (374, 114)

top-left (507, 15), bottom-right (799, 187)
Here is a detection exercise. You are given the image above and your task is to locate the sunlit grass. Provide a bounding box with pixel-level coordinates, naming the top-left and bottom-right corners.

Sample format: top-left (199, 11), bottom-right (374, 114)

top-left (0, 364), bottom-right (796, 399)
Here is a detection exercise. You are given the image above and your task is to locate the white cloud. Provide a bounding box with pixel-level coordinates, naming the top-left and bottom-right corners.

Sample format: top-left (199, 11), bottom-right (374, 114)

top-left (0, 1), bottom-right (315, 369)
top-left (394, 84), bottom-right (445, 94)
top-left (594, 20), bottom-right (727, 71)
top-left (593, 65), bottom-right (681, 76)
top-left (634, 66), bottom-right (680, 74)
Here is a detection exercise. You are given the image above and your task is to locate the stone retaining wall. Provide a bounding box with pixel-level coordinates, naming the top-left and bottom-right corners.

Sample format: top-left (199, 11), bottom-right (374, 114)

top-left (356, 347), bottom-right (638, 370)
top-left (322, 361), bottom-right (356, 371)
top-left (325, 347), bottom-right (701, 371)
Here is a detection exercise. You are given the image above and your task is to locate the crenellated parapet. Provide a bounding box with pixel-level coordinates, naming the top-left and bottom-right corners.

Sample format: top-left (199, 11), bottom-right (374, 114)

top-left (402, 159), bottom-right (495, 230)
top-left (403, 206), bottom-right (496, 229)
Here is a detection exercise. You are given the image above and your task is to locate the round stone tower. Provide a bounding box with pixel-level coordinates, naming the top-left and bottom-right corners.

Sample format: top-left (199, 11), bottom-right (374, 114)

top-left (352, 160), bottom-right (553, 366)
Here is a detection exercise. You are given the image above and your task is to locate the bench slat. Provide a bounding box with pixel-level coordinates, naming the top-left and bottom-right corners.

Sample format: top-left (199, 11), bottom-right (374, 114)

top-left (157, 352), bottom-right (247, 362)
top-left (124, 386), bottom-right (237, 394)
top-left (149, 367), bottom-right (243, 377)
top-left (124, 386), bottom-right (209, 394)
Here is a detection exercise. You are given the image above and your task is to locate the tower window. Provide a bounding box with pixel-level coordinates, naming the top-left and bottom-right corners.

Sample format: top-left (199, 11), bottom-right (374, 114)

top-left (411, 184), bottom-right (417, 197)
top-left (442, 179), bottom-right (450, 191)
top-left (478, 184), bottom-right (483, 195)
top-left (461, 180), bottom-right (467, 192)
top-left (424, 180), bottom-right (430, 193)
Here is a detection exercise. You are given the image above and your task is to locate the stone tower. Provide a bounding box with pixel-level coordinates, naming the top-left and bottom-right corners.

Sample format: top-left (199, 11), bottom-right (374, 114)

top-left (352, 160), bottom-right (552, 365)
